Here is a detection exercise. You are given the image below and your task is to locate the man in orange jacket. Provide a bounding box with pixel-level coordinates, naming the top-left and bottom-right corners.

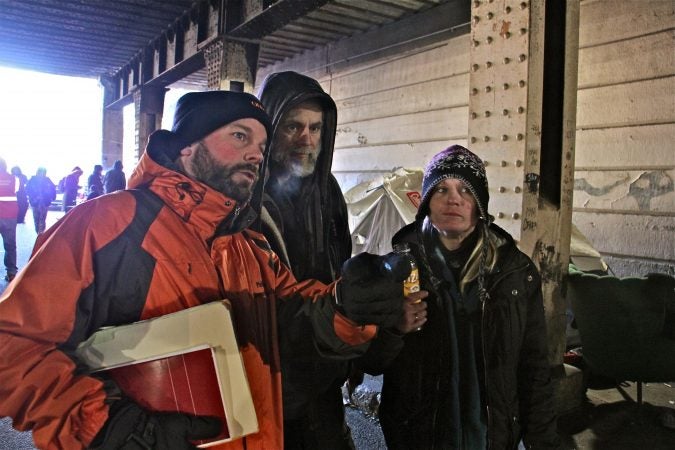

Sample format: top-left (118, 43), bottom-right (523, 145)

top-left (0, 91), bottom-right (422, 450)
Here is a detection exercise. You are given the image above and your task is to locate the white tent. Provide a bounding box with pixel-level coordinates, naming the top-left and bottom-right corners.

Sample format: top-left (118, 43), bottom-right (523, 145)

top-left (344, 168), bottom-right (423, 255)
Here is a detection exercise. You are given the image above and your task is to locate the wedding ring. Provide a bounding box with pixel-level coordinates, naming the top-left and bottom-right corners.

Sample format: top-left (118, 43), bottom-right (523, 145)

top-left (416, 326), bottom-right (422, 331)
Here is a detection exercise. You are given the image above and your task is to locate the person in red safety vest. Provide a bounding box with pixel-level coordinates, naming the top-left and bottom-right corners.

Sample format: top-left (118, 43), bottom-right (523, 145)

top-left (0, 157), bottom-right (18, 281)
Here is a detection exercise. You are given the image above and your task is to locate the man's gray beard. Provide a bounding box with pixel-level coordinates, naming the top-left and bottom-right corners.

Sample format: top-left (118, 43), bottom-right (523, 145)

top-left (273, 143), bottom-right (321, 178)
top-left (187, 142), bottom-right (258, 204)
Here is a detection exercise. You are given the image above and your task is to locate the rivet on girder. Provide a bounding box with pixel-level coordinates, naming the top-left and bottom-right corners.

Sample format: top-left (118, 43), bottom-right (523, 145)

top-left (472, 64), bottom-right (480, 72)
top-left (515, 159), bottom-right (523, 167)
top-left (499, 186), bottom-right (506, 193)
top-left (504, 32), bottom-right (511, 39)
top-left (520, 2), bottom-right (528, 10)
top-left (514, 186), bottom-right (522, 193)
top-left (473, 16), bottom-right (480, 25)
top-left (472, 88), bottom-right (479, 95)
top-left (484, 110), bottom-right (491, 117)
top-left (520, 28), bottom-right (527, 35)
top-left (473, 40), bottom-right (480, 47)
top-left (486, 36), bottom-right (493, 44)
top-left (485, 85), bottom-right (492, 93)
top-left (471, 112), bottom-right (478, 119)
top-left (518, 80), bottom-right (526, 87)
top-left (500, 160), bottom-right (507, 167)
top-left (503, 83), bottom-right (509, 90)
top-left (487, 12), bottom-right (494, 19)
top-left (505, 6), bottom-right (512, 13)
top-left (518, 54), bottom-right (527, 62)
top-left (484, 136), bottom-right (490, 142)
top-left (501, 134), bottom-right (508, 141)
top-left (503, 57), bottom-right (510, 64)
top-left (471, 137), bottom-right (477, 143)
top-left (473, 0), bottom-right (481, 8)
top-left (518, 106), bottom-right (525, 113)
top-left (517, 133), bottom-right (524, 141)
top-left (497, 212), bottom-right (504, 218)
top-left (502, 109), bottom-right (509, 115)
top-left (485, 61), bottom-right (493, 68)
top-left (512, 212), bottom-right (520, 219)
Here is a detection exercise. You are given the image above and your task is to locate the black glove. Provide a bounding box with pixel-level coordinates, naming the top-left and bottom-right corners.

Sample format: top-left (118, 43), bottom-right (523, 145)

top-left (336, 252), bottom-right (410, 328)
top-left (90, 398), bottom-right (222, 449)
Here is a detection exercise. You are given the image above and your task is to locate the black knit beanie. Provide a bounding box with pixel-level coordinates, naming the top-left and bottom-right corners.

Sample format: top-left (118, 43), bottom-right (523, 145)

top-left (416, 145), bottom-right (491, 222)
top-left (153, 91), bottom-right (273, 161)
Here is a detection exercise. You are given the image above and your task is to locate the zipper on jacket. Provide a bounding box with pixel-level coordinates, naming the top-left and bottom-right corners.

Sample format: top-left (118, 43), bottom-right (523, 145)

top-left (431, 372), bottom-right (442, 450)
top-left (481, 254), bottom-right (529, 449)
top-left (481, 292), bottom-right (492, 450)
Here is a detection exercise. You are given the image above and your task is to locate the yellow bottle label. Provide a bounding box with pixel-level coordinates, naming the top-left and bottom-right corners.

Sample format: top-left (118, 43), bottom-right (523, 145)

top-left (403, 267), bottom-right (420, 296)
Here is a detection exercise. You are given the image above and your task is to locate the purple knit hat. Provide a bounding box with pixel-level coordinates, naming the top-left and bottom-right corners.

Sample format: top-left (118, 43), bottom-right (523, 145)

top-left (416, 145), bottom-right (491, 222)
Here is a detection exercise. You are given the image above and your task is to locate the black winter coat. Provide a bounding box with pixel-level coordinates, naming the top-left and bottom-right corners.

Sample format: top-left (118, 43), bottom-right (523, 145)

top-left (374, 221), bottom-right (560, 450)
top-left (256, 71), bottom-right (357, 448)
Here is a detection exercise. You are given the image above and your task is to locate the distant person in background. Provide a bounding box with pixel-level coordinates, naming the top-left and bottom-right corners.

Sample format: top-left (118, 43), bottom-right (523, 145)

top-left (103, 160), bottom-right (126, 193)
top-left (62, 166), bottom-right (83, 211)
top-left (10, 166), bottom-right (28, 224)
top-left (87, 164), bottom-right (104, 200)
top-left (0, 158), bottom-right (18, 282)
top-left (26, 167), bottom-right (56, 234)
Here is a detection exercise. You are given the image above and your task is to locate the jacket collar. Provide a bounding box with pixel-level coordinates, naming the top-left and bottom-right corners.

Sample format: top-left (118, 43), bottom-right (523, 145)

top-left (128, 146), bottom-right (257, 239)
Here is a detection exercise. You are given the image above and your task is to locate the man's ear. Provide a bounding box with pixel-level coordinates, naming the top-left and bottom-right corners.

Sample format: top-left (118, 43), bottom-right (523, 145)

top-left (178, 146), bottom-right (193, 157)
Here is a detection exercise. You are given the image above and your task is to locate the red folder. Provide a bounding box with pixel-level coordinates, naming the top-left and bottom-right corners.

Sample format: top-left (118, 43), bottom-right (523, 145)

top-left (76, 301), bottom-right (258, 447)
top-left (103, 347), bottom-right (228, 445)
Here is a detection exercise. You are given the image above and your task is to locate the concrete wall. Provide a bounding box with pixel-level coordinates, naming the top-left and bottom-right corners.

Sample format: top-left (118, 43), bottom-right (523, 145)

top-left (572, 0), bottom-right (674, 276)
top-left (256, 0), bottom-right (674, 277)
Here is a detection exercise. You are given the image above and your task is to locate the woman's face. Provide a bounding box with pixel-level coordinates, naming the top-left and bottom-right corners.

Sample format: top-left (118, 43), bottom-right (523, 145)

top-left (428, 178), bottom-right (478, 240)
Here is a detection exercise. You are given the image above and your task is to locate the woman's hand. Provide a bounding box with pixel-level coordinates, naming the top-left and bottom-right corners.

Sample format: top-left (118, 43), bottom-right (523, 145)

top-left (396, 291), bottom-right (428, 334)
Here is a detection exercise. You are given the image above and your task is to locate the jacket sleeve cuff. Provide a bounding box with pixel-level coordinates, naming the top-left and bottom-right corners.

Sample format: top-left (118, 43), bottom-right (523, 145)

top-left (333, 312), bottom-right (377, 345)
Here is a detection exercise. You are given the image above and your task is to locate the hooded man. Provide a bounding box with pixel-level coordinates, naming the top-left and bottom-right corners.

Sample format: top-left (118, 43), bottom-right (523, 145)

top-left (0, 90), bottom-right (413, 450)
top-left (257, 71), bottom-right (350, 284)
top-left (103, 159), bottom-right (126, 193)
top-left (258, 72), bottom-right (405, 449)
top-left (62, 165), bottom-right (83, 211)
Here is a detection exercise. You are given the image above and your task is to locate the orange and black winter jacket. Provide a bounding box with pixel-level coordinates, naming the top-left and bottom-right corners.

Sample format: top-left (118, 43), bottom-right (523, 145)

top-left (0, 148), bottom-right (376, 450)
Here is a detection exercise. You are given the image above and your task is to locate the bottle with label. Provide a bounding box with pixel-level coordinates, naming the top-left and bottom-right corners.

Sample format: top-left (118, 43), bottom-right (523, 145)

top-left (393, 243), bottom-right (420, 297)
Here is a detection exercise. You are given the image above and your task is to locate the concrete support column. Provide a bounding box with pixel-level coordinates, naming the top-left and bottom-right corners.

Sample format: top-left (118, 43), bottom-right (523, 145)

top-left (132, 87), bottom-right (167, 161)
top-left (100, 78), bottom-right (124, 168)
top-left (203, 38), bottom-right (259, 92)
top-left (467, 0), bottom-right (580, 368)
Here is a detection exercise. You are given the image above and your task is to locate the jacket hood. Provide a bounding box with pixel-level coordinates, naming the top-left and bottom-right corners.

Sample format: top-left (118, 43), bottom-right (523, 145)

top-left (256, 71), bottom-right (338, 201)
top-left (127, 134), bottom-right (257, 236)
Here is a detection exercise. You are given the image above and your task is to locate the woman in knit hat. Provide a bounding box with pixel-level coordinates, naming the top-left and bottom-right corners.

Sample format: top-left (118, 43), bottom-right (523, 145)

top-left (376, 145), bottom-right (561, 449)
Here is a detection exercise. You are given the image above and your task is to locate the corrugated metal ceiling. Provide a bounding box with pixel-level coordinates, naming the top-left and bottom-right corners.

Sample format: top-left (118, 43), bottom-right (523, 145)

top-left (0, 0), bottom-right (197, 78)
top-left (0, 0), bottom-right (448, 81)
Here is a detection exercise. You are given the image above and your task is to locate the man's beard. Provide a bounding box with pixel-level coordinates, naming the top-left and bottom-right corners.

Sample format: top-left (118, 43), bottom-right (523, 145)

top-left (272, 143), bottom-right (321, 178)
top-left (188, 142), bottom-right (258, 204)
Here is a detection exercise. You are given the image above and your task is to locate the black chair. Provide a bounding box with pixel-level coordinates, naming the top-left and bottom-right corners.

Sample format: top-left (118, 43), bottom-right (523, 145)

top-left (567, 267), bottom-right (675, 408)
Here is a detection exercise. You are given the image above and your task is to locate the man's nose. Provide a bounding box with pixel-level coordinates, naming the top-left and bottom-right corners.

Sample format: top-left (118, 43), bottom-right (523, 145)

top-left (245, 145), bottom-right (264, 164)
top-left (296, 126), bottom-right (314, 146)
